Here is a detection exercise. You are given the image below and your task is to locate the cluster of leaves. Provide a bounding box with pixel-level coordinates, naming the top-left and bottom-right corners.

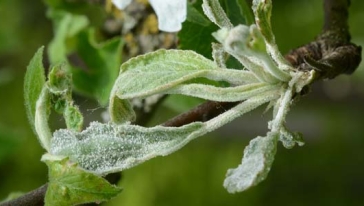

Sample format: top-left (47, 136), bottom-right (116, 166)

top-left (25, 47), bottom-right (121, 205)
top-left (45, 0), bottom-right (123, 106)
top-left (23, 0), bottom-right (317, 205)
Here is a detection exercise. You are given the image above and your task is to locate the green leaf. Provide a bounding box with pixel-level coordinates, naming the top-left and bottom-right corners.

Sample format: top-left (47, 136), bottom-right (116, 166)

top-left (47, 62), bottom-right (84, 132)
top-left (24, 46), bottom-right (46, 132)
top-left (109, 49), bottom-right (269, 122)
top-left (213, 25), bottom-right (290, 83)
top-left (252, 0), bottom-right (274, 43)
top-left (179, 0), bottom-right (253, 59)
top-left (202, 0), bottom-right (233, 29)
top-left (44, 157), bottom-right (122, 206)
top-left (47, 9), bottom-right (122, 105)
top-left (179, 1), bottom-right (219, 58)
top-left (204, 91), bottom-right (280, 133)
top-left (223, 133), bottom-right (278, 193)
top-left (47, 63), bottom-right (72, 94)
top-left (212, 43), bottom-right (227, 68)
top-left (279, 125), bottom-right (304, 149)
top-left (111, 49), bottom-right (219, 100)
top-left (49, 121), bottom-right (205, 175)
top-left (252, 0), bottom-right (293, 73)
top-left (167, 82), bottom-right (280, 102)
top-left (64, 103), bottom-right (83, 131)
top-left (223, 0), bottom-right (254, 26)
top-left (47, 10), bottom-right (89, 63)
top-left (71, 29), bottom-right (123, 106)
top-left (34, 87), bottom-right (52, 151)
top-left (186, 3), bottom-right (211, 26)
top-left (109, 95), bottom-right (136, 124)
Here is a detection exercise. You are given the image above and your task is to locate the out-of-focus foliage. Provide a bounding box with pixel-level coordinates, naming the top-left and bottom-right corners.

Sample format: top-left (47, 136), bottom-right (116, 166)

top-left (1, 0), bottom-right (364, 205)
top-left (0, 0), bottom-right (51, 198)
top-left (45, 0), bottom-right (123, 106)
top-left (24, 47), bottom-right (46, 133)
top-left (0, 125), bottom-right (19, 164)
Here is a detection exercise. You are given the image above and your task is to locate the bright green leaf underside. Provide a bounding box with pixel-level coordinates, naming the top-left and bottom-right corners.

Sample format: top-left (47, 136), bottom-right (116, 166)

top-left (24, 46), bottom-right (46, 132)
top-left (45, 158), bottom-right (122, 206)
top-left (224, 0), bottom-right (254, 26)
top-left (70, 29), bottom-right (123, 105)
top-left (179, 0), bottom-right (219, 59)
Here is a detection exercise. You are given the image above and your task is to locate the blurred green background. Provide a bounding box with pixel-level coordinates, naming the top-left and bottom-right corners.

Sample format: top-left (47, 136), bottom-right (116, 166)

top-left (1, 0), bottom-right (364, 205)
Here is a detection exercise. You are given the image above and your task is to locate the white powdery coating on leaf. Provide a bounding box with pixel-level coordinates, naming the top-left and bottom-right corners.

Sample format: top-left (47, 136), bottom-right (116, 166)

top-left (223, 134), bottom-right (277, 193)
top-left (50, 121), bottom-right (204, 175)
top-left (167, 82), bottom-right (279, 102)
top-left (202, 0), bottom-right (233, 29)
top-left (113, 49), bottom-right (219, 100)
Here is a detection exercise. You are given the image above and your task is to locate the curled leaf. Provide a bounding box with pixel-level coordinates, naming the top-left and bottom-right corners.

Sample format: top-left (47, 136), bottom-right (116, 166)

top-left (279, 126), bottom-right (304, 149)
top-left (50, 121), bottom-right (205, 175)
top-left (64, 103), bottom-right (83, 132)
top-left (213, 25), bottom-right (290, 83)
top-left (252, 0), bottom-right (293, 73)
top-left (24, 46), bottom-right (46, 133)
top-left (34, 87), bottom-right (52, 151)
top-left (212, 43), bottom-right (228, 68)
top-left (47, 63), bottom-right (71, 94)
top-left (109, 49), bottom-right (221, 123)
top-left (202, 0), bottom-right (233, 29)
top-left (224, 133), bottom-right (278, 193)
top-left (109, 96), bottom-right (135, 124)
top-left (109, 49), bottom-right (267, 123)
top-left (252, 0), bottom-right (274, 43)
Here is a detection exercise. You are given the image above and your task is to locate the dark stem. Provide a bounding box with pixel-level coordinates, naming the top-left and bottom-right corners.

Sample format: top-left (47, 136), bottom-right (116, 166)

top-left (1, 184), bottom-right (48, 206)
top-left (163, 101), bottom-right (238, 127)
top-left (2, 0), bottom-right (362, 205)
top-left (322, 0), bottom-right (350, 42)
top-left (285, 0), bottom-right (361, 79)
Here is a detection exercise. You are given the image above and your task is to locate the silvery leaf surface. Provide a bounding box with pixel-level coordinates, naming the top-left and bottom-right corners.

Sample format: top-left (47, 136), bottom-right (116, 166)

top-left (224, 133), bottom-right (278, 193)
top-left (50, 121), bottom-right (205, 175)
top-left (109, 49), bottom-right (261, 123)
top-left (202, 0), bottom-right (233, 29)
top-left (111, 49), bottom-right (220, 99)
top-left (206, 69), bottom-right (260, 85)
top-left (279, 125), bottom-right (305, 149)
top-left (212, 43), bottom-right (227, 68)
top-left (252, 0), bottom-right (293, 72)
top-left (167, 82), bottom-right (281, 102)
